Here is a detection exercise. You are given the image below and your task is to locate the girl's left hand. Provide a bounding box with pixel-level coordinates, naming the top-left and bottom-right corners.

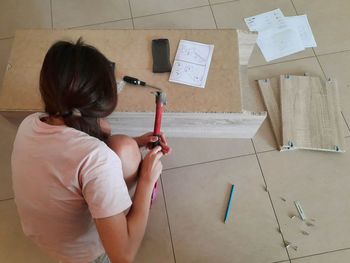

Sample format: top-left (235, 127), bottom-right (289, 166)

top-left (134, 132), bottom-right (171, 155)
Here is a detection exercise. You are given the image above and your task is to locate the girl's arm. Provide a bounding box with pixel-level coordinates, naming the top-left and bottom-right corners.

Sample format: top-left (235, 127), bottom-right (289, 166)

top-left (95, 146), bottom-right (163, 263)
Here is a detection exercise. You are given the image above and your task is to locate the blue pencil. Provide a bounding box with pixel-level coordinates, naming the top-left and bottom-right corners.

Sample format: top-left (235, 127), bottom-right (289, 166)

top-left (224, 184), bottom-right (235, 223)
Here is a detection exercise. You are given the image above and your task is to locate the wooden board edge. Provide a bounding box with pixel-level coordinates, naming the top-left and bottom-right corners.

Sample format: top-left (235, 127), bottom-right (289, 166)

top-left (257, 78), bottom-right (283, 150)
top-left (107, 111), bottom-right (266, 138)
top-left (236, 30), bottom-right (257, 66)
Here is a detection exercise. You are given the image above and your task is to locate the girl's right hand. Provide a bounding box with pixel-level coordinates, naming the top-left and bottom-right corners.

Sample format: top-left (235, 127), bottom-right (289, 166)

top-left (139, 146), bottom-right (163, 186)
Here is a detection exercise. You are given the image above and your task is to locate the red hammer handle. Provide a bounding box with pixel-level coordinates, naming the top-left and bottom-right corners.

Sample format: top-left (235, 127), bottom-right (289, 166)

top-left (151, 92), bottom-right (166, 205)
top-left (153, 102), bottom-right (163, 137)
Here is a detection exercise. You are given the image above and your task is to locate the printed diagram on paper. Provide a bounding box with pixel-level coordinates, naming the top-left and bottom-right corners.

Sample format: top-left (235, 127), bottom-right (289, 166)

top-left (169, 40), bottom-right (214, 88)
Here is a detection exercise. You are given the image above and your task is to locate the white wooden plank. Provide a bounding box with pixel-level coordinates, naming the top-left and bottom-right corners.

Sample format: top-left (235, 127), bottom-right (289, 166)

top-left (237, 30), bottom-right (257, 66)
top-left (107, 111), bottom-right (266, 138)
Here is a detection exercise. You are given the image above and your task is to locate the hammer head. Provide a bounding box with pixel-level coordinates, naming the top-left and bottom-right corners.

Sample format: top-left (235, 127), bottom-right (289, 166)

top-left (155, 91), bottom-right (167, 105)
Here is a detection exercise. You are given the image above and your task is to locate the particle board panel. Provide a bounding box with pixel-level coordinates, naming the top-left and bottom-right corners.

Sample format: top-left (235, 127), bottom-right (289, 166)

top-left (0, 29), bottom-right (266, 138)
top-left (280, 75), bottom-right (344, 152)
top-left (257, 77), bottom-right (283, 149)
top-left (0, 29), bottom-right (242, 113)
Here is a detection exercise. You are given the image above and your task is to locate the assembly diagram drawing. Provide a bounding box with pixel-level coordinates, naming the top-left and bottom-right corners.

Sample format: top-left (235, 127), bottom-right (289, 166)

top-left (169, 40), bottom-right (214, 88)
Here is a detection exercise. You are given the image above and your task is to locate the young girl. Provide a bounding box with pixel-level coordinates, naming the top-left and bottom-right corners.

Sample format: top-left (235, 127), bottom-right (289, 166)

top-left (11, 39), bottom-right (170, 263)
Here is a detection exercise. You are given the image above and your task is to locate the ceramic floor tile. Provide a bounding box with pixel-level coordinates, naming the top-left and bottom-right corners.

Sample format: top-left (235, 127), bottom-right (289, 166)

top-left (162, 155), bottom-right (288, 263)
top-left (130, 0), bottom-right (208, 17)
top-left (0, 0), bottom-right (51, 39)
top-left (0, 116), bottom-right (17, 200)
top-left (135, 180), bottom-right (175, 263)
top-left (292, 0), bottom-right (350, 55)
top-left (245, 57), bottom-right (335, 152)
top-left (134, 6), bottom-right (216, 29)
top-left (211, 0), bottom-right (314, 67)
top-left (0, 38), bottom-right (13, 87)
top-left (318, 52), bottom-right (350, 136)
top-left (163, 138), bottom-right (254, 170)
top-left (0, 200), bottom-right (56, 262)
top-left (52, 0), bottom-right (131, 28)
top-left (72, 19), bottom-right (134, 29)
top-left (292, 249), bottom-right (350, 263)
top-left (258, 138), bottom-right (350, 259)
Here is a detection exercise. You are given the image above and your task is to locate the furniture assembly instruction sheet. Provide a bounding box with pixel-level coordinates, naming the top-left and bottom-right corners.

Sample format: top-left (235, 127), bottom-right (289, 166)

top-left (169, 40), bottom-right (214, 88)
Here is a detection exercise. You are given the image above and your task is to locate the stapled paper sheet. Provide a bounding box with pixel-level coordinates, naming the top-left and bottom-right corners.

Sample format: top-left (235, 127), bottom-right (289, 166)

top-left (256, 26), bottom-right (305, 62)
top-left (169, 40), bottom-right (214, 88)
top-left (245, 9), bottom-right (317, 62)
top-left (244, 8), bottom-right (286, 32)
top-left (286, 15), bottom-right (317, 48)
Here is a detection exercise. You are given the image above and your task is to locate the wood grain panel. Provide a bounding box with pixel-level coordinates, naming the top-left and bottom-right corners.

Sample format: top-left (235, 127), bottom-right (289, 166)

top-left (280, 75), bottom-right (344, 152)
top-left (257, 78), bottom-right (283, 149)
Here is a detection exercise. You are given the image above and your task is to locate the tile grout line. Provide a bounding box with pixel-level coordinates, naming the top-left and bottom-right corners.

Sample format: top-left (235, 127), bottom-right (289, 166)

top-left (68, 18), bottom-right (133, 29)
top-left (163, 149), bottom-right (278, 172)
top-left (50, 0), bottom-right (53, 29)
top-left (248, 48), bottom-right (350, 70)
top-left (210, 0), bottom-right (237, 7)
top-left (290, 0), bottom-right (328, 80)
top-left (127, 0), bottom-right (135, 29)
top-left (312, 49), bottom-right (327, 79)
top-left (131, 4), bottom-right (210, 20)
top-left (247, 54), bottom-right (315, 69)
top-left (341, 111), bottom-right (350, 134)
top-left (208, 2), bottom-right (219, 29)
top-left (290, 246), bottom-right (350, 261)
top-left (163, 152), bottom-right (256, 171)
top-left (160, 176), bottom-right (177, 263)
top-left (317, 48), bottom-right (350, 57)
top-left (271, 260), bottom-right (290, 263)
top-left (251, 139), bottom-right (292, 263)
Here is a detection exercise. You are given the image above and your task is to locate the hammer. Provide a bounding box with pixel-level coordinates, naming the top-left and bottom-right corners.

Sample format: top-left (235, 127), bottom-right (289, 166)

top-left (123, 76), bottom-right (167, 203)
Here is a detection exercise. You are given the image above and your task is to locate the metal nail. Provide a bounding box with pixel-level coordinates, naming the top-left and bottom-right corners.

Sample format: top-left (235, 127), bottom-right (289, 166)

top-left (306, 221), bottom-right (315, 227)
top-left (301, 230), bottom-right (309, 236)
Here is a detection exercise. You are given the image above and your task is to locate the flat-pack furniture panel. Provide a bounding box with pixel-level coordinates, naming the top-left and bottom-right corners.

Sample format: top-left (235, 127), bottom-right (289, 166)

top-left (280, 75), bottom-right (344, 152)
top-left (257, 78), bottom-right (282, 148)
top-left (0, 29), bottom-right (241, 113)
top-left (0, 29), bottom-right (266, 138)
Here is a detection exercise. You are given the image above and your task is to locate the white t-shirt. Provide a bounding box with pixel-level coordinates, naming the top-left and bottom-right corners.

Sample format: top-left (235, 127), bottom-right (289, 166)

top-left (11, 113), bottom-right (132, 263)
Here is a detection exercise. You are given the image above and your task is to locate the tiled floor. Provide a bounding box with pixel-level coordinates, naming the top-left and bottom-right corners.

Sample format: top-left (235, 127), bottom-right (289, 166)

top-left (1, 0), bottom-right (350, 262)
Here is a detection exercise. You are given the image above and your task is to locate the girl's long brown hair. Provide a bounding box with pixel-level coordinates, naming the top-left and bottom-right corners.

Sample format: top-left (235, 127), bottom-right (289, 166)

top-left (40, 39), bottom-right (117, 141)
